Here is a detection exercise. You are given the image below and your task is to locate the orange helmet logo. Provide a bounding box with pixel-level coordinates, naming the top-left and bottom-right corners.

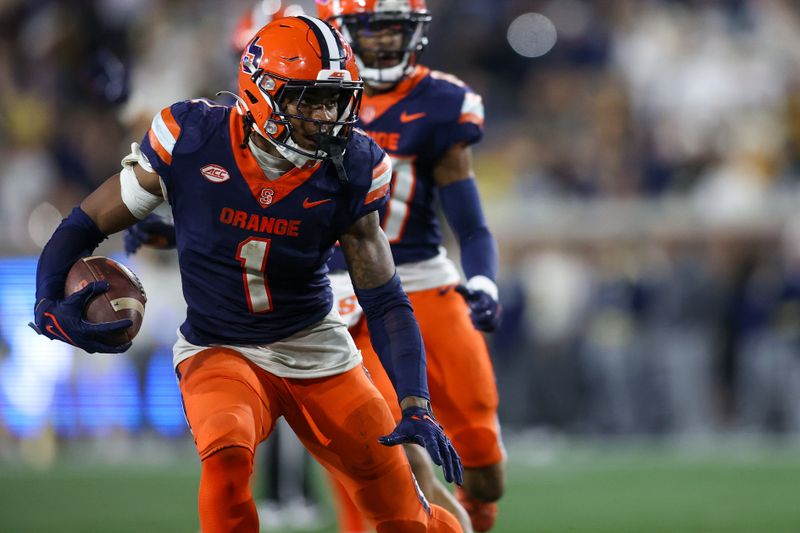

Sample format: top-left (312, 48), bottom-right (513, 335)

top-left (241, 37), bottom-right (264, 75)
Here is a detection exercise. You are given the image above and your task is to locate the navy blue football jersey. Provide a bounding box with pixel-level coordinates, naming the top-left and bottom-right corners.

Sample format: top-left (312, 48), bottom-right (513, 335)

top-left (139, 99), bottom-right (391, 345)
top-left (328, 65), bottom-right (484, 271)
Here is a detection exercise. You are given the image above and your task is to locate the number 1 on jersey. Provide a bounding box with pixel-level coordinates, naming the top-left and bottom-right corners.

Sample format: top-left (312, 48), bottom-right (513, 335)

top-left (383, 155), bottom-right (416, 243)
top-left (236, 237), bottom-right (273, 313)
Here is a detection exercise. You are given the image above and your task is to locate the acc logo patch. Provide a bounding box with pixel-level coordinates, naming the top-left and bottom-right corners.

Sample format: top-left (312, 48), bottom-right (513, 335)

top-left (201, 164), bottom-right (230, 183)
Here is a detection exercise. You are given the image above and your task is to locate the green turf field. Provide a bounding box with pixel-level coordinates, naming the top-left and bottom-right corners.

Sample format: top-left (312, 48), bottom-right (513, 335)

top-left (1, 440), bottom-right (799, 532)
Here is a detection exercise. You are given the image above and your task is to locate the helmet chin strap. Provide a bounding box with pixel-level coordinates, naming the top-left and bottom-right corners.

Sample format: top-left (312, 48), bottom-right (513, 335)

top-left (266, 131), bottom-right (317, 168)
top-left (241, 98), bottom-right (351, 175)
top-left (318, 133), bottom-right (349, 183)
top-left (247, 115), bottom-right (315, 169)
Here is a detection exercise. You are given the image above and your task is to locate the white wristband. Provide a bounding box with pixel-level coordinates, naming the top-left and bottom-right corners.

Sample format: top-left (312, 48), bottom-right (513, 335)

top-left (465, 275), bottom-right (498, 301)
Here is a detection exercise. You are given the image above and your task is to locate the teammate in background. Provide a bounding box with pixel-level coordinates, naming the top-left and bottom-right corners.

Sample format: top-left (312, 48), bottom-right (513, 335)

top-left (317, 1), bottom-right (506, 531)
top-left (30, 16), bottom-right (463, 533)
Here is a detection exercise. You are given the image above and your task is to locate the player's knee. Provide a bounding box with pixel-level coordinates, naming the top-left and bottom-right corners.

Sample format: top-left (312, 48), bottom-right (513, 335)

top-left (196, 409), bottom-right (257, 456)
top-left (341, 396), bottom-right (398, 474)
top-left (471, 478), bottom-right (504, 503)
top-left (463, 463), bottom-right (505, 503)
top-left (202, 446), bottom-right (253, 495)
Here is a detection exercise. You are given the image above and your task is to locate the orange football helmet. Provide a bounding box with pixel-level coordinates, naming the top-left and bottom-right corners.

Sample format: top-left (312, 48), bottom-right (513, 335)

top-left (316, 0), bottom-right (431, 89)
top-left (237, 15), bottom-right (363, 164)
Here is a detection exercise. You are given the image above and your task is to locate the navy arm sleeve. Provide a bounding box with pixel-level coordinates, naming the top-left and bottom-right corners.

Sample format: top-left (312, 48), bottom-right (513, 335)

top-left (36, 207), bottom-right (107, 302)
top-left (439, 178), bottom-right (498, 281)
top-left (355, 273), bottom-right (429, 401)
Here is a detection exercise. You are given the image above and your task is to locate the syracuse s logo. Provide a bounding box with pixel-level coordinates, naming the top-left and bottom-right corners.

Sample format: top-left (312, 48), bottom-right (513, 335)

top-left (201, 164), bottom-right (230, 183)
top-left (242, 37), bottom-right (263, 74)
top-left (259, 188), bottom-right (274, 207)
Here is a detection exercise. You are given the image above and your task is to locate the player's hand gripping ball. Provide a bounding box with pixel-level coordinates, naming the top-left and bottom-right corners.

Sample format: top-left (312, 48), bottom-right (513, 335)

top-left (30, 256), bottom-right (146, 353)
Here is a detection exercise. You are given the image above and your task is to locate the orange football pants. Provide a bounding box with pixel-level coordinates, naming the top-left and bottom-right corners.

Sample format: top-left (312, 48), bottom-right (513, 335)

top-left (177, 347), bottom-right (461, 533)
top-left (351, 285), bottom-right (504, 469)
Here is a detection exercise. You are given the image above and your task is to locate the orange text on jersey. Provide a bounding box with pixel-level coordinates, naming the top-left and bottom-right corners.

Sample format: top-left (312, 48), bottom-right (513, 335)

top-left (364, 130), bottom-right (400, 152)
top-left (220, 207), bottom-right (301, 237)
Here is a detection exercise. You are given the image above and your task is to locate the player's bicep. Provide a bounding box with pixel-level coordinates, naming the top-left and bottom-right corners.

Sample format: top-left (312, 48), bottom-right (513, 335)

top-left (81, 162), bottom-right (164, 235)
top-left (133, 163), bottom-right (163, 196)
top-left (339, 211), bottom-right (395, 290)
top-left (80, 173), bottom-right (141, 235)
top-left (433, 143), bottom-right (474, 187)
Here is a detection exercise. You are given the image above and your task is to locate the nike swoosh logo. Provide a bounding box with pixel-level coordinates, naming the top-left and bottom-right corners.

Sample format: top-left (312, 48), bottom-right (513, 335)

top-left (303, 197), bottom-right (332, 209)
top-left (400, 111), bottom-right (426, 123)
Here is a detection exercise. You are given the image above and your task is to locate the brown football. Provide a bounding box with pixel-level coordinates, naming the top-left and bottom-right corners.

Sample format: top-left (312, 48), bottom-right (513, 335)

top-left (64, 256), bottom-right (147, 346)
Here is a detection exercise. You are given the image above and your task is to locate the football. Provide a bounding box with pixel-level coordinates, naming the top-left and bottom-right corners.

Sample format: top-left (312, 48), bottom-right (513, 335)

top-left (65, 256), bottom-right (147, 346)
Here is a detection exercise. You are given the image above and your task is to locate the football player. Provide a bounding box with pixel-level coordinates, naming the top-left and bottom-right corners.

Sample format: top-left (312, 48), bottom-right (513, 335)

top-left (316, 1), bottom-right (506, 531)
top-left (30, 16), bottom-right (463, 533)
top-left (232, 6), bottom-right (326, 531)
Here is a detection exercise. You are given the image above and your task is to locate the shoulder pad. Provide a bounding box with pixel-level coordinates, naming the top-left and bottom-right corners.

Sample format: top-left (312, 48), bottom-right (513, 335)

top-left (171, 99), bottom-right (230, 156)
top-left (429, 70), bottom-right (469, 89)
top-left (421, 71), bottom-right (484, 128)
top-left (343, 129), bottom-right (384, 189)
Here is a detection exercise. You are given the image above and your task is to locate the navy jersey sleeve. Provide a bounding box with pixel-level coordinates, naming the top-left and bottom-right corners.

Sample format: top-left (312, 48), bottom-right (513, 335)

top-left (428, 71), bottom-right (485, 151)
top-left (139, 101), bottom-right (188, 183)
top-left (450, 89), bottom-right (484, 146)
top-left (139, 99), bottom-right (228, 195)
top-left (344, 131), bottom-right (392, 222)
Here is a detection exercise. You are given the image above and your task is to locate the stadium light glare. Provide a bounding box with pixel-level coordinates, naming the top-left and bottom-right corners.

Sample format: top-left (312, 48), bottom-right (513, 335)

top-left (507, 13), bottom-right (558, 58)
top-left (28, 201), bottom-right (62, 250)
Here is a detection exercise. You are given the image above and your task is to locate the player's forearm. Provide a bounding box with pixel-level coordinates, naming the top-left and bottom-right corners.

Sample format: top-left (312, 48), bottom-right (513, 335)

top-left (399, 395), bottom-right (430, 410)
top-left (36, 206), bottom-right (107, 301)
top-left (354, 273), bottom-right (430, 401)
top-left (340, 213), bottom-right (395, 289)
top-left (439, 177), bottom-right (498, 281)
top-left (341, 213), bottom-right (428, 400)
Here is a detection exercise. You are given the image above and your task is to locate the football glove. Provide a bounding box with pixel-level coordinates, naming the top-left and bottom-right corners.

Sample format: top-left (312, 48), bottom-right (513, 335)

top-left (455, 282), bottom-right (501, 333)
top-left (29, 281), bottom-right (132, 354)
top-left (379, 405), bottom-right (463, 485)
top-left (124, 214), bottom-right (176, 255)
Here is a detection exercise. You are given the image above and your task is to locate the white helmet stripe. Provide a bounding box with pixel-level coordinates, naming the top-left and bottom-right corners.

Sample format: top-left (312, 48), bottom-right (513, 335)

top-left (298, 15), bottom-right (344, 70)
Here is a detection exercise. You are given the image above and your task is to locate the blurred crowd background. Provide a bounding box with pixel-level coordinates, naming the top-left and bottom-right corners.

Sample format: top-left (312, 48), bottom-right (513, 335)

top-left (1, 0), bottom-right (800, 467)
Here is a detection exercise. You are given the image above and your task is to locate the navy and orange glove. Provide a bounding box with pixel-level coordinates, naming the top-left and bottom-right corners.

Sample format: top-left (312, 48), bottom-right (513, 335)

top-left (124, 214), bottom-right (176, 255)
top-left (29, 281), bottom-right (132, 354)
top-left (455, 280), bottom-right (501, 333)
top-left (379, 404), bottom-right (463, 485)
